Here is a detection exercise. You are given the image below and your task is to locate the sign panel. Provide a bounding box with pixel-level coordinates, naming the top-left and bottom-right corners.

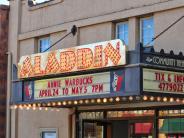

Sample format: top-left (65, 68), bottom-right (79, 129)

top-left (24, 70), bottom-right (125, 100)
top-left (142, 54), bottom-right (184, 68)
top-left (18, 39), bottom-right (126, 79)
top-left (143, 68), bottom-right (184, 94)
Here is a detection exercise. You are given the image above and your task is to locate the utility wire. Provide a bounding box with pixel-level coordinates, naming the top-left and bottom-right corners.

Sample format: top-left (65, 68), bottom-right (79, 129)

top-left (42, 25), bottom-right (77, 53)
top-left (144, 15), bottom-right (184, 47)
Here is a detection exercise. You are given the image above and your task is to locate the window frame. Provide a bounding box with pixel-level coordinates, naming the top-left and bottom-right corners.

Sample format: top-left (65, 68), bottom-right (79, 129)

top-left (38, 36), bottom-right (50, 53)
top-left (115, 21), bottom-right (129, 46)
top-left (40, 128), bottom-right (58, 138)
top-left (140, 16), bottom-right (154, 47)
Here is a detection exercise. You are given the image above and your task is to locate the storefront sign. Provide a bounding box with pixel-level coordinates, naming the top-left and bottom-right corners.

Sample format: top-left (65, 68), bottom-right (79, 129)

top-left (18, 39), bottom-right (126, 79)
top-left (143, 68), bottom-right (184, 94)
top-left (142, 54), bottom-right (184, 68)
top-left (24, 70), bottom-right (125, 100)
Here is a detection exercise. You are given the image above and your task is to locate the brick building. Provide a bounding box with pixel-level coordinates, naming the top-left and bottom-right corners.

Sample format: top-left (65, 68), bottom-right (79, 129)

top-left (0, 4), bottom-right (9, 138)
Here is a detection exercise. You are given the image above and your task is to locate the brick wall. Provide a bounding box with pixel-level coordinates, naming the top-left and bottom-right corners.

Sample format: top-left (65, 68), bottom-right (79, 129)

top-left (0, 5), bottom-right (9, 138)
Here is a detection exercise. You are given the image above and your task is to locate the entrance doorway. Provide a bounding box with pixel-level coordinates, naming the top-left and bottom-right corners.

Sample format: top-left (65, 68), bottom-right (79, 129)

top-left (82, 119), bottom-right (153, 138)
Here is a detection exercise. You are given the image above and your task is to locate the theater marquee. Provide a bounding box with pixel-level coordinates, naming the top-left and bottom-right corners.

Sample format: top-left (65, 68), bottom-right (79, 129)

top-left (23, 70), bottom-right (125, 101)
top-left (18, 39), bottom-right (126, 79)
top-left (143, 68), bottom-right (184, 94)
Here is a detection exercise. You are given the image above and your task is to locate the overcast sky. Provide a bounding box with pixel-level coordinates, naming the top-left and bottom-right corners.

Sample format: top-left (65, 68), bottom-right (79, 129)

top-left (0, 0), bottom-right (9, 5)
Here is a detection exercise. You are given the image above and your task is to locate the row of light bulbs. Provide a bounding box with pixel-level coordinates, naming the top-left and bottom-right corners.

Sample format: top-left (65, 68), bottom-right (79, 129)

top-left (10, 95), bottom-right (184, 110)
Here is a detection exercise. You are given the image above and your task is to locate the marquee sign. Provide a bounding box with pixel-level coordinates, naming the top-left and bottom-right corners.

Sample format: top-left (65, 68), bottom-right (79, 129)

top-left (23, 70), bottom-right (125, 101)
top-left (18, 39), bottom-right (126, 79)
top-left (143, 68), bottom-right (184, 94)
top-left (142, 53), bottom-right (184, 68)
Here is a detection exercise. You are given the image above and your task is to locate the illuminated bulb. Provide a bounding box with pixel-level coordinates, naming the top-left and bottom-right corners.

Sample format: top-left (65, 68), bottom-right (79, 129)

top-left (47, 103), bottom-right (51, 106)
top-left (143, 96), bottom-right (148, 101)
top-left (85, 100), bottom-right (89, 104)
top-left (37, 103), bottom-right (41, 107)
top-left (150, 96), bottom-right (154, 101)
top-left (33, 104), bottom-right (36, 107)
top-left (157, 97), bottom-right (161, 101)
top-left (97, 99), bottom-right (101, 103)
top-left (103, 98), bottom-right (107, 103)
top-left (45, 107), bottom-right (48, 111)
top-left (163, 97), bottom-right (167, 102)
top-left (170, 98), bottom-right (174, 102)
top-left (39, 107), bottom-right (42, 110)
top-left (63, 101), bottom-right (66, 105)
top-left (19, 105), bottom-right (23, 109)
top-left (129, 96), bottom-right (133, 101)
top-left (33, 107), bottom-right (36, 110)
top-left (74, 101), bottom-right (78, 105)
top-left (26, 107), bottom-right (30, 110)
top-left (79, 100), bottom-right (83, 104)
top-left (182, 99), bottom-right (184, 104)
top-left (14, 105), bottom-right (17, 109)
top-left (115, 97), bottom-right (120, 102)
top-left (68, 101), bottom-right (72, 105)
top-left (109, 98), bottom-right (113, 102)
top-left (52, 102), bottom-right (56, 106)
top-left (28, 104), bottom-right (32, 108)
top-left (57, 102), bottom-right (61, 106)
top-left (91, 99), bottom-right (95, 103)
top-left (176, 98), bottom-right (180, 103)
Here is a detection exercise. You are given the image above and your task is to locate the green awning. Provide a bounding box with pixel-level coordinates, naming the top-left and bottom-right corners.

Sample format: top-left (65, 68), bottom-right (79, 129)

top-left (160, 118), bottom-right (184, 133)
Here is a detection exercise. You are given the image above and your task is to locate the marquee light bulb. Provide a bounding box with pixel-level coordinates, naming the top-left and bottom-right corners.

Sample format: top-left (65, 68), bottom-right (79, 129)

top-left (47, 103), bottom-right (51, 106)
top-left (129, 96), bottom-right (133, 101)
top-left (28, 104), bottom-right (32, 108)
top-left (109, 98), bottom-right (113, 102)
top-left (68, 101), bottom-right (72, 105)
top-left (63, 101), bottom-right (66, 105)
top-left (91, 99), bottom-right (95, 103)
top-left (97, 99), bottom-right (101, 103)
top-left (33, 107), bottom-right (36, 110)
top-left (163, 97), bottom-right (167, 102)
top-left (57, 102), bottom-right (61, 106)
top-left (150, 96), bottom-right (154, 101)
top-left (39, 107), bottom-right (42, 110)
top-left (14, 105), bottom-right (17, 109)
top-left (115, 97), bottom-right (120, 102)
top-left (79, 100), bottom-right (83, 104)
top-left (176, 98), bottom-right (180, 103)
top-left (157, 97), bottom-right (161, 101)
top-left (170, 98), bottom-right (174, 102)
top-left (74, 101), bottom-right (78, 105)
top-left (85, 100), bottom-right (89, 104)
top-left (143, 96), bottom-right (148, 101)
top-left (52, 102), bottom-right (56, 106)
top-left (103, 98), bottom-right (107, 103)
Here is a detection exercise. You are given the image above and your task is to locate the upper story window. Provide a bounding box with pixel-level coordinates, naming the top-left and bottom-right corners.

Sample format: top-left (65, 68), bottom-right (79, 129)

top-left (140, 17), bottom-right (154, 47)
top-left (116, 22), bottom-right (129, 46)
top-left (38, 37), bottom-right (50, 53)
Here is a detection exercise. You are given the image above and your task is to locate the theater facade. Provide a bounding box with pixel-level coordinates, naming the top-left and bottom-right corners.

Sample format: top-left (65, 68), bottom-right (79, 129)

top-left (11, 39), bottom-right (184, 138)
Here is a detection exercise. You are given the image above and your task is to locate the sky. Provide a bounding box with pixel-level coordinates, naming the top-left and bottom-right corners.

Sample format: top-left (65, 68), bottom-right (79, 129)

top-left (0, 0), bottom-right (9, 5)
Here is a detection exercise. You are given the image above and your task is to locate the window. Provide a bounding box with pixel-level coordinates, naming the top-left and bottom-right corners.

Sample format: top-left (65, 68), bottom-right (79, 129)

top-left (140, 17), bottom-right (154, 47)
top-left (38, 37), bottom-right (50, 53)
top-left (40, 129), bottom-right (57, 138)
top-left (116, 22), bottom-right (129, 46)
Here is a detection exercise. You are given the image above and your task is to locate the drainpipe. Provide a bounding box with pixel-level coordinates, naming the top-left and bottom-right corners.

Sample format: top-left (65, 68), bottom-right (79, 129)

top-left (6, 51), bottom-right (12, 138)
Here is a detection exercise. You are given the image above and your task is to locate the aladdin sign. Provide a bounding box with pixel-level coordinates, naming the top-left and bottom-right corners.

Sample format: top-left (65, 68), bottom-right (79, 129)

top-left (143, 68), bottom-right (184, 94)
top-left (24, 70), bottom-right (125, 101)
top-left (18, 39), bottom-right (126, 79)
